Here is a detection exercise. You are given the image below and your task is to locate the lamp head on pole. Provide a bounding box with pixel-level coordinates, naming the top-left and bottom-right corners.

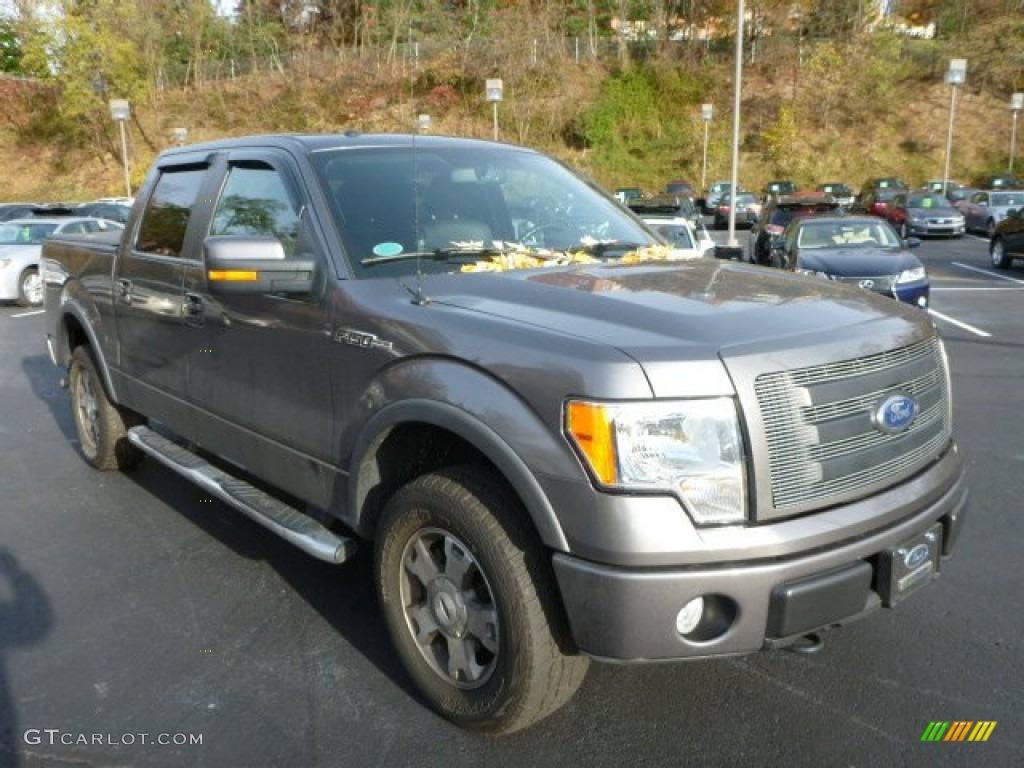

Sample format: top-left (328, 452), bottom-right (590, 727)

top-left (485, 79), bottom-right (504, 103)
top-left (944, 59), bottom-right (967, 86)
top-left (1011, 93), bottom-right (1024, 113)
top-left (109, 99), bottom-right (130, 122)
top-left (701, 103), bottom-right (713, 122)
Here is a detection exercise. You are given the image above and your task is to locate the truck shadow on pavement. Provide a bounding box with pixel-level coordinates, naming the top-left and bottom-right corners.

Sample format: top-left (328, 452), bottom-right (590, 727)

top-left (119, 458), bottom-right (417, 701)
top-left (21, 352), bottom-right (416, 705)
top-left (20, 354), bottom-right (76, 443)
top-left (0, 550), bottom-right (54, 768)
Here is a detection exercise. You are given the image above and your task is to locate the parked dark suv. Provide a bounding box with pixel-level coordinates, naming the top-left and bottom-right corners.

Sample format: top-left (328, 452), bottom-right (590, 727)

top-left (762, 180), bottom-right (798, 200)
top-left (748, 193), bottom-right (840, 265)
top-left (972, 173), bottom-right (1022, 190)
top-left (990, 206), bottom-right (1024, 269)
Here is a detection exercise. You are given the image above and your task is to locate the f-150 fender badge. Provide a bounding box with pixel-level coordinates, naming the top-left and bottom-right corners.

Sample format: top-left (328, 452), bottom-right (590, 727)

top-left (872, 393), bottom-right (918, 434)
top-left (333, 328), bottom-right (394, 352)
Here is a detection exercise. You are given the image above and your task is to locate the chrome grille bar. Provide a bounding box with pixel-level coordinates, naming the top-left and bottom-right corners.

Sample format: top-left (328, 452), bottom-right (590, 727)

top-left (755, 337), bottom-right (951, 512)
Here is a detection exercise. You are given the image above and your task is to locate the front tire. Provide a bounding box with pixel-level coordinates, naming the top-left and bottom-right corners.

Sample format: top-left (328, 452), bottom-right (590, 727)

top-left (69, 346), bottom-right (144, 470)
top-left (375, 466), bottom-right (588, 734)
top-left (991, 237), bottom-right (1013, 269)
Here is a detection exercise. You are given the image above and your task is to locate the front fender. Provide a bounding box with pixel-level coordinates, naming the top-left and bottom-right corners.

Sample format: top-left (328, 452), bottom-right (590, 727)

top-left (347, 359), bottom-right (591, 552)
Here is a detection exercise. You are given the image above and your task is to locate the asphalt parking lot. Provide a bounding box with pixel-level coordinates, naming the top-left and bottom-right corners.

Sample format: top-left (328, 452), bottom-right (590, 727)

top-left (1, 233), bottom-right (1022, 767)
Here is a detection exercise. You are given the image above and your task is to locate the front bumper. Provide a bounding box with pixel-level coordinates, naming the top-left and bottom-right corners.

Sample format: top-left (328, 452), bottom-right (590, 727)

top-left (907, 221), bottom-right (964, 237)
top-left (893, 281), bottom-right (930, 308)
top-left (553, 457), bottom-right (968, 661)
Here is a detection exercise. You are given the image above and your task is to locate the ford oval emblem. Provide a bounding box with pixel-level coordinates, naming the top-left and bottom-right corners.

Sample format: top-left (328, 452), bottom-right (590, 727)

top-left (873, 393), bottom-right (918, 434)
top-left (904, 543), bottom-right (930, 569)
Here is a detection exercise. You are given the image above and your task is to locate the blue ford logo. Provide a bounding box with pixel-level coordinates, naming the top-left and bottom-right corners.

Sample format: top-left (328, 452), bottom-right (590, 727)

top-left (904, 543), bottom-right (930, 569)
top-left (873, 393), bottom-right (918, 434)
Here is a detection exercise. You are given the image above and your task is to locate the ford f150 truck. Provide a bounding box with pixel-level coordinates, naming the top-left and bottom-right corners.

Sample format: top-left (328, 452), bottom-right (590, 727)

top-left (43, 133), bottom-right (968, 733)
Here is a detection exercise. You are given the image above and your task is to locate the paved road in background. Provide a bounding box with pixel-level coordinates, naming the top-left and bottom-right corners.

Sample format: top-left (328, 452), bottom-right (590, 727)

top-left (1, 234), bottom-right (1022, 767)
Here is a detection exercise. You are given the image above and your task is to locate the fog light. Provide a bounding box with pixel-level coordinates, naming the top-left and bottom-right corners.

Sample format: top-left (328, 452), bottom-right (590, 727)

top-left (917, 296), bottom-right (928, 308)
top-left (676, 597), bottom-right (705, 635)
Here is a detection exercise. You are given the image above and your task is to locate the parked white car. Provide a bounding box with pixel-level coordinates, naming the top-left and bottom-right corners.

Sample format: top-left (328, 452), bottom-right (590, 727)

top-left (959, 190), bottom-right (1024, 237)
top-left (0, 217), bottom-right (124, 306)
top-left (641, 215), bottom-right (714, 258)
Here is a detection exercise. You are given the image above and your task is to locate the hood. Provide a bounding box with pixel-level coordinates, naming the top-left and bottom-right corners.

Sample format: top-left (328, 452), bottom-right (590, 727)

top-left (798, 247), bottom-right (921, 277)
top-left (418, 259), bottom-right (927, 397)
top-left (908, 205), bottom-right (959, 217)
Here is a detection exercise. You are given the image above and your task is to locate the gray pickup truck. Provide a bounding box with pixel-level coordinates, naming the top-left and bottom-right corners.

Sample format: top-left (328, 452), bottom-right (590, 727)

top-left (43, 133), bottom-right (968, 733)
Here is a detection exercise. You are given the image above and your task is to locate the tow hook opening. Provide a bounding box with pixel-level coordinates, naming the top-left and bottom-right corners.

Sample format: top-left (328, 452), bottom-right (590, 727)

top-left (784, 632), bottom-right (826, 655)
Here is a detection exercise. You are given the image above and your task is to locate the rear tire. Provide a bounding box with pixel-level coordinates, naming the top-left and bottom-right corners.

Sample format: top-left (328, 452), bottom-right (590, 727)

top-left (375, 466), bottom-right (588, 734)
top-left (16, 268), bottom-right (42, 307)
top-left (69, 346), bottom-right (144, 470)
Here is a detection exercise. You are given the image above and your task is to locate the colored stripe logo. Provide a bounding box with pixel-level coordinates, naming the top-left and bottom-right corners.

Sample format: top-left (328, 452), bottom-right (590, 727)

top-left (921, 721), bottom-right (997, 742)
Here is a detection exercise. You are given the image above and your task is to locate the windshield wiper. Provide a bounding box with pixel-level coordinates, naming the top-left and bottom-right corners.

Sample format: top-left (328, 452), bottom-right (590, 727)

top-left (578, 240), bottom-right (651, 256)
top-left (360, 246), bottom-right (507, 266)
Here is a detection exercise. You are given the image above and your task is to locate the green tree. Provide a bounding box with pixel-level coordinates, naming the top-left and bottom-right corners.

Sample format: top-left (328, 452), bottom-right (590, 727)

top-left (17, 1), bottom-right (150, 153)
top-left (0, 16), bottom-right (24, 73)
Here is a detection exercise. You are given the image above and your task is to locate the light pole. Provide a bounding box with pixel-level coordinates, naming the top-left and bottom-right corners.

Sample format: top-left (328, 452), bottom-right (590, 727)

top-left (109, 99), bottom-right (132, 198)
top-left (701, 103), bottom-right (713, 195)
top-left (726, 0), bottom-right (746, 248)
top-left (485, 78), bottom-right (503, 141)
top-left (1009, 93), bottom-right (1024, 173)
top-left (941, 59), bottom-right (967, 197)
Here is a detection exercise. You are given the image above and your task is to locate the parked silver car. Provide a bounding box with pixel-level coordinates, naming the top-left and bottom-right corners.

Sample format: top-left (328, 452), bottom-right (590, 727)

top-left (959, 189), bottom-right (1024, 236)
top-left (0, 217), bottom-right (124, 306)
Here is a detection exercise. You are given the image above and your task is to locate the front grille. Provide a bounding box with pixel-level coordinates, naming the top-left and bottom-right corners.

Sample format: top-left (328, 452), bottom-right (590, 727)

top-left (833, 275), bottom-right (897, 292)
top-left (754, 337), bottom-right (951, 512)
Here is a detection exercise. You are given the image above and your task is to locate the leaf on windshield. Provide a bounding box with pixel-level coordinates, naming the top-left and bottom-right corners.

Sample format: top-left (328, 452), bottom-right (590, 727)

top-left (458, 240), bottom-right (678, 272)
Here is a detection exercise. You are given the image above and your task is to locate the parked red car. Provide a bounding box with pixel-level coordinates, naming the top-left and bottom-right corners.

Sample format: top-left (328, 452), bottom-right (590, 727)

top-left (858, 186), bottom-right (906, 217)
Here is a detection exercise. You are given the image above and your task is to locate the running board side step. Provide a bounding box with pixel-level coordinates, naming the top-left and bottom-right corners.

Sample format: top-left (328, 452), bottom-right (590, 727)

top-left (127, 426), bottom-right (357, 564)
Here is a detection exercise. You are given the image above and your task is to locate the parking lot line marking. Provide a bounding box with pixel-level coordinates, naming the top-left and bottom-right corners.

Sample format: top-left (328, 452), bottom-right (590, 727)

top-left (928, 309), bottom-right (991, 337)
top-left (11, 310), bottom-right (45, 318)
top-left (952, 262), bottom-right (1024, 284)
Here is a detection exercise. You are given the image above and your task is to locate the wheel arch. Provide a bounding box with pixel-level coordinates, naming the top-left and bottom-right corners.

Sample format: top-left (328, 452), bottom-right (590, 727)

top-left (58, 304), bottom-right (121, 404)
top-left (348, 399), bottom-right (571, 553)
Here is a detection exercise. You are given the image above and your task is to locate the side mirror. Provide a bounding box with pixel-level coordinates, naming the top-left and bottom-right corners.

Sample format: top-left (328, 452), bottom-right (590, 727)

top-left (904, 237), bottom-right (922, 249)
top-left (204, 236), bottom-right (315, 295)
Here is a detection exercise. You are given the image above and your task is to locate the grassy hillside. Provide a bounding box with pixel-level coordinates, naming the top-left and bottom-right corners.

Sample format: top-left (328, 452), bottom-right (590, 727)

top-left (1, 28), bottom-right (1020, 203)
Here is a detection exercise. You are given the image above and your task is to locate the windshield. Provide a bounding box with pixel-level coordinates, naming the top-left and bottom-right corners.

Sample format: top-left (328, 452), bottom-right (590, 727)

top-left (310, 145), bottom-right (658, 278)
top-left (0, 222), bottom-right (57, 245)
top-left (990, 192), bottom-right (1024, 207)
top-left (907, 194), bottom-right (946, 208)
top-left (797, 220), bottom-right (902, 250)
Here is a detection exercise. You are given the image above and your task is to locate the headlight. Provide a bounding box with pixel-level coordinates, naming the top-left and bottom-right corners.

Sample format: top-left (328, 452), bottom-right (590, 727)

top-left (795, 268), bottom-right (833, 280)
top-left (566, 398), bottom-right (747, 525)
top-left (897, 266), bottom-right (926, 284)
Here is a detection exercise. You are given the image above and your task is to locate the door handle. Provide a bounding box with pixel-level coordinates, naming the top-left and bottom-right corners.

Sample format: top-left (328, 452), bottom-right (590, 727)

top-left (116, 278), bottom-right (132, 303)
